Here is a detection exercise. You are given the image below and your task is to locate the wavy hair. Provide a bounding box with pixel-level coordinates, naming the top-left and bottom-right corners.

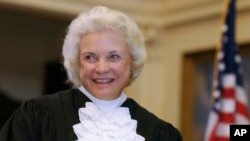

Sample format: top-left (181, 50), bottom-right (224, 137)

top-left (62, 6), bottom-right (147, 87)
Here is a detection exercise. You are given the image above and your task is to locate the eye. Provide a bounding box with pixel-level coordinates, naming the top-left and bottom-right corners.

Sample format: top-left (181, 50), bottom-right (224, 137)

top-left (108, 54), bottom-right (121, 61)
top-left (83, 54), bottom-right (97, 62)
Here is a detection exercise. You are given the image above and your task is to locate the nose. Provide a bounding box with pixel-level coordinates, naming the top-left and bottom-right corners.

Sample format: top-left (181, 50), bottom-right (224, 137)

top-left (95, 59), bottom-right (109, 73)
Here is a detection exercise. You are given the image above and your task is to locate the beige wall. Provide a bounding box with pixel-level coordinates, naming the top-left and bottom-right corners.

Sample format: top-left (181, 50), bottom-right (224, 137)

top-left (128, 0), bottom-right (250, 129)
top-left (1, 0), bottom-right (250, 130)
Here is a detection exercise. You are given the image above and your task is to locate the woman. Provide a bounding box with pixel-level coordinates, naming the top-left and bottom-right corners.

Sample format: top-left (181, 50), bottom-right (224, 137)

top-left (0, 6), bottom-right (182, 141)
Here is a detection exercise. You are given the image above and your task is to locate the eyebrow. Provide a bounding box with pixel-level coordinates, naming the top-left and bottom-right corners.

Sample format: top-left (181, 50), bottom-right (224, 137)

top-left (80, 52), bottom-right (95, 56)
top-left (109, 50), bottom-right (121, 54)
top-left (80, 49), bottom-right (127, 57)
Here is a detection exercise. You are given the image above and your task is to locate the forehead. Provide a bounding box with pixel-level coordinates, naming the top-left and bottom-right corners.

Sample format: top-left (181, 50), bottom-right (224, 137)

top-left (79, 31), bottom-right (128, 53)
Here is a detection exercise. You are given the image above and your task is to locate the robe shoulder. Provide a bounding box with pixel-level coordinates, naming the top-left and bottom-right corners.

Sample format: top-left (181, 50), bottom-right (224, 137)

top-left (123, 98), bottom-right (182, 141)
top-left (0, 95), bottom-right (55, 141)
top-left (0, 89), bottom-right (77, 141)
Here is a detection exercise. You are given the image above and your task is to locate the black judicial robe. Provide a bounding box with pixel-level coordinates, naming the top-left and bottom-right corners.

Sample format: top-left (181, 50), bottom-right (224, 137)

top-left (0, 89), bottom-right (182, 141)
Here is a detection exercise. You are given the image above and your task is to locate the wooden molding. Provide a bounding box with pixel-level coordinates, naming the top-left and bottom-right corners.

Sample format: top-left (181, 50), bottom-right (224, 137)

top-left (1, 0), bottom-right (250, 27)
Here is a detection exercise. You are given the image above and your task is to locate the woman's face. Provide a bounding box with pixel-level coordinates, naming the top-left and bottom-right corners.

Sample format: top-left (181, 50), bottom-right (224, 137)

top-left (79, 31), bottom-right (131, 100)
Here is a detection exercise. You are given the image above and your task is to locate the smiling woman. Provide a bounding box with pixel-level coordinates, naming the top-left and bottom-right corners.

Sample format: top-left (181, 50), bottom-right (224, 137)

top-left (79, 31), bottom-right (131, 100)
top-left (0, 6), bottom-right (182, 141)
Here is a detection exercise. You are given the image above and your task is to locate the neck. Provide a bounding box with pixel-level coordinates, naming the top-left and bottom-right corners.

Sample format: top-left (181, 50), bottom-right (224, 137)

top-left (78, 86), bottom-right (127, 111)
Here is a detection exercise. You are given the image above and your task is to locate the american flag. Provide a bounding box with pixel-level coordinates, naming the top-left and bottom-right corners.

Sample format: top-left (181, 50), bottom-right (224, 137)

top-left (204, 0), bottom-right (250, 141)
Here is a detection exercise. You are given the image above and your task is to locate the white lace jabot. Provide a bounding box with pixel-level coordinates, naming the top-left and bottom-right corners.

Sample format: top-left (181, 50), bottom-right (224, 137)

top-left (73, 102), bottom-right (145, 141)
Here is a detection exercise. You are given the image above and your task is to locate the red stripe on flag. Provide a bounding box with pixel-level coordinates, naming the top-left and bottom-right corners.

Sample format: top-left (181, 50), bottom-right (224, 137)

top-left (221, 88), bottom-right (234, 98)
top-left (214, 137), bottom-right (229, 141)
top-left (219, 113), bottom-right (234, 123)
top-left (236, 101), bottom-right (249, 117)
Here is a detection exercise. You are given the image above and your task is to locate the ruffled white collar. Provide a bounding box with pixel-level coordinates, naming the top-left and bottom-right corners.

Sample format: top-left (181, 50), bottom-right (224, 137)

top-left (73, 102), bottom-right (145, 141)
top-left (74, 86), bottom-right (145, 141)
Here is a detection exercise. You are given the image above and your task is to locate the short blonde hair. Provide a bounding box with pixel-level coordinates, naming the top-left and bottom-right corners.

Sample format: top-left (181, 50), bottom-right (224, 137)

top-left (62, 6), bottom-right (147, 87)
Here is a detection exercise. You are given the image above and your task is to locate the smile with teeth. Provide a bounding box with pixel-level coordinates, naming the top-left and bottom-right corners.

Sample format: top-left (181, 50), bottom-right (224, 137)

top-left (93, 78), bottom-right (114, 83)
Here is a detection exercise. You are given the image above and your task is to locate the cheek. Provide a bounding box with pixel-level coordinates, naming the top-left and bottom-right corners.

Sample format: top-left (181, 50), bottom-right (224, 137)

top-left (115, 62), bottom-right (131, 77)
top-left (79, 63), bottom-right (92, 78)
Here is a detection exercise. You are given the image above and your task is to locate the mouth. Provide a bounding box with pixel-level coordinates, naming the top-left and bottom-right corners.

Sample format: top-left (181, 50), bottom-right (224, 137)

top-left (93, 78), bottom-right (114, 84)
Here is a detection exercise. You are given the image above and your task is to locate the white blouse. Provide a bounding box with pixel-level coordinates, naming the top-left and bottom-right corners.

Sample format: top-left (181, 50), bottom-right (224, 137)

top-left (73, 86), bottom-right (145, 141)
